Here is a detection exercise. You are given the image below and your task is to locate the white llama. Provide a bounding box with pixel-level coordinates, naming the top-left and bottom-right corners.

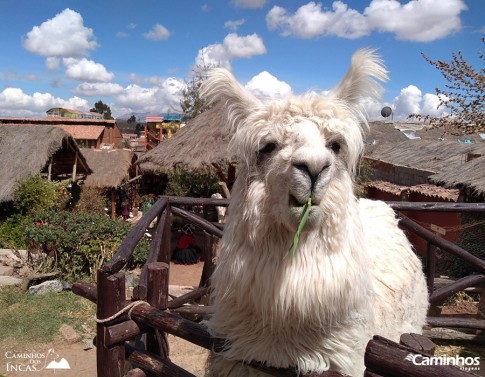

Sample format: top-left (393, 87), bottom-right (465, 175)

top-left (202, 49), bottom-right (429, 377)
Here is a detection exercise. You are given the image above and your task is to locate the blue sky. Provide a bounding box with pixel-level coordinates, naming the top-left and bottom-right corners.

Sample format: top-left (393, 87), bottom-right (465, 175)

top-left (0, 0), bottom-right (483, 120)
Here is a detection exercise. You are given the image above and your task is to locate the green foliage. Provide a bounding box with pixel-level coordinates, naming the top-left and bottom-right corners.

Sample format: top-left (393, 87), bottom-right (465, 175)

top-left (90, 100), bottom-right (113, 120)
top-left (0, 213), bottom-right (29, 249)
top-left (127, 115), bottom-right (137, 123)
top-left (164, 169), bottom-right (221, 198)
top-left (135, 122), bottom-right (145, 136)
top-left (14, 175), bottom-right (59, 215)
top-left (130, 239), bottom-right (150, 269)
top-left (0, 175), bottom-right (65, 249)
top-left (25, 210), bottom-right (149, 281)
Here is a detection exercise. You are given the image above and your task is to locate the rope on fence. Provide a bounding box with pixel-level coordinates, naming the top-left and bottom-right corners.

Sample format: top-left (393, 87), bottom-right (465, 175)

top-left (95, 300), bottom-right (149, 324)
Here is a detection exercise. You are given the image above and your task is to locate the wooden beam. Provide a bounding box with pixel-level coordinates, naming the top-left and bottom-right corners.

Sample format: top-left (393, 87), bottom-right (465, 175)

top-left (48, 157), bottom-right (53, 182)
top-left (103, 197), bottom-right (169, 273)
top-left (72, 150), bottom-right (78, 180)
top-left (111, 188), bottom-right (117, 220)
top-left (389, 201), bottom-right (485, 213)
top-left (398, 215), bottom-right (485, 274)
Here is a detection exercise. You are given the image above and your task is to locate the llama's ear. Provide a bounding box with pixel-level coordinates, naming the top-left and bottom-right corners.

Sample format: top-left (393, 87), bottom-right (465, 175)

top-left (331, 48), bottom-right (388, 108)
top-left (201, 68), bottom-right (261, 133)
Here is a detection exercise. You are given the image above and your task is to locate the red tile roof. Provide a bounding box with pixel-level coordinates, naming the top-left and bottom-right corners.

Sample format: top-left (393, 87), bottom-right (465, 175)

top-left (56, 125), bottom-right (105, 140)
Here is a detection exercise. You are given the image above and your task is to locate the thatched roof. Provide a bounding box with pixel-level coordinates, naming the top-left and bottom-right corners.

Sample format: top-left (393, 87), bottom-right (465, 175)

top-left (0, 125), bottom-right (90, 203)
top-left (81, 148), bottom-right (137, 189)
top-left (366, 122), bottom-right (454, 144)
top-left (429, 155), bottom-right (485, 196)
top-left (137, 105), bottom-right (235, 173)
top-left (365, 139), bottom-right (485, 172)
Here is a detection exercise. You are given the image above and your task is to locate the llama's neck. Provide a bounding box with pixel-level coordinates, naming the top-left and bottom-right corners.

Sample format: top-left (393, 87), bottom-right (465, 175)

top-left (213, 178), bottom-right (371, 325)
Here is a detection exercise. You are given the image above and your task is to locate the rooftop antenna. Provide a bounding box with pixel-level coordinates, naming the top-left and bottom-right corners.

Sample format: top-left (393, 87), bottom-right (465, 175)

top-left (381, 106), bottom-right (393, 122)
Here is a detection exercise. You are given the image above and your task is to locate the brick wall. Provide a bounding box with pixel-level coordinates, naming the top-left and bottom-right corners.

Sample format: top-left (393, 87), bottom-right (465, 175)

top-left (365, 157), bottom-right (435, 187)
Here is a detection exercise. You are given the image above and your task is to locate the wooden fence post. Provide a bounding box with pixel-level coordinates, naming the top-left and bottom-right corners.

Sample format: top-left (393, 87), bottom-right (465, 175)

top-left (200, 232), bottom-right (216, 287)
top-left (96, 270), bottom-right (126, 377)
top-left (159, 205), bottom-right (172, 264)
top-left (146, 262), bottom-right (170, 359)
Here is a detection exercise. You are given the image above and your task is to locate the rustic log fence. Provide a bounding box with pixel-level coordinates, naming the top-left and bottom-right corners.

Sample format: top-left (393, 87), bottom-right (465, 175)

top-left (72, 196), bottom-right (485, 377)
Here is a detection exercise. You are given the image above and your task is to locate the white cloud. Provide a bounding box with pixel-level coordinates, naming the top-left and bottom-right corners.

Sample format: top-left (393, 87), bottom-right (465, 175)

top-left (114, 80), bottom-right (185, 114)
top-left (266, 0), bottom-right (466, 42)
top-left (364, 85), bottom-right (450, 120)
top-left (63, 58), bottom-right (115, 83)
top-left (0, 87), bottom-right (89, 117)
top-left (143, 24), bottom-right (171, 41)
top-left (46, 57), bottom-right (61, 71)
top-left (2, 71), bottom-right (39, 82)
top-left (225, 19), bottom-right (246, 31)
top-left (116, 31), bottom-right (128, 38)
top-left (127, 23), bottom-right (137, 29)
top-left (245, 71), bottom-right (292, 101)
top-left (267, 2), bottom-right (369, 39)
top-left (195, 33), bottom-right (266, 69)
top-left (232, 0), bottom-right (267, 9)
top-left (393, 85), bottom-right (423, 116)
top-left (421, 93), bottom-right (448, 117)
top-left (22, 8), bottom-right (98, 58)
top-left (361, 96), bottom-right (387, 119)
top-left (128, 75), bottom-right (185, 94)
top-left (73, 82), bottom-right (124, 97)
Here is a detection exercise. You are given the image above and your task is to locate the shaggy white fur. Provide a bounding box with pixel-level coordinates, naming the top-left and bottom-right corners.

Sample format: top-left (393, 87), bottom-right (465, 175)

top-left (202, 49), bottom-right (429, 377)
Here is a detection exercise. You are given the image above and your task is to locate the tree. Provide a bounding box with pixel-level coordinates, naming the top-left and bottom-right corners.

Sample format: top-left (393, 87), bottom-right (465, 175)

top-left (127, 115), bottom-right (137, 124)
top-left (180, 61), bottom-right (218, 121)
top-left (135, 123), bottom-right (145, 137)
top-left (90, 100), bottom-right (114, 120)
top-left (410, 38), bottom-right (484, 135)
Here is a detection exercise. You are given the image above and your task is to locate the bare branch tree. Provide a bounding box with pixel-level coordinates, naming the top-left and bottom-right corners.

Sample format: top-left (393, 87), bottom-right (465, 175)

top-left (180, 54), bottom-right (218, 121)
top-left (410, 38), bottom-right (484, 135)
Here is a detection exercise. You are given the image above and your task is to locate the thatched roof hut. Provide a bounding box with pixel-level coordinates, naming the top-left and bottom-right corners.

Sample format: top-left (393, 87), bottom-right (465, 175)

top-left (0, 125), bottom-right (91, 203)
top-left (137, 105), bottom-right (236, 177)
top-left (81, 148), bottom-right (137, 189)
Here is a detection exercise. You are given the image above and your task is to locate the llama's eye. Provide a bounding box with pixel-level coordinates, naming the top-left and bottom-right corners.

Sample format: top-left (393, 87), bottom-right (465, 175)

top-left (259, 142), bottom-right (277, 156)
top-left (329, 141), bottom-right (341, 154)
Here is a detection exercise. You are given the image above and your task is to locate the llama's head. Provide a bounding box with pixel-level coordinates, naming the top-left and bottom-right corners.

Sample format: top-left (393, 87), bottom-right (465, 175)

top-left (202, 49), bottom-right (387, 235)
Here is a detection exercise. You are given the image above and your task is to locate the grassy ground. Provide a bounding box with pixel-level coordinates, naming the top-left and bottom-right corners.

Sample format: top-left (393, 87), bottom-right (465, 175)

top-left (0, 286), bottom-right (95, 345)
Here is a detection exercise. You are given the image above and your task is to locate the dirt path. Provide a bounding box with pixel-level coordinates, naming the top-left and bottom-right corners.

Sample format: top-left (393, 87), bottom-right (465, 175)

top-left (0, 262), bottom-right (207, 377)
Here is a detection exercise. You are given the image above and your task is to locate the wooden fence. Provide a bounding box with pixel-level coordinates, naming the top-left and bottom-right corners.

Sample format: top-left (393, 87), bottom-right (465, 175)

top-left (73, 196), bottom-right (485, 377)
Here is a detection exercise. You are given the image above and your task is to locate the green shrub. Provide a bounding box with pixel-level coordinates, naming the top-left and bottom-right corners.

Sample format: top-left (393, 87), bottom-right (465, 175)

top-left (164, 169), bottom-right (221, 197)
top-left (25, 210), bottom-right (149, 281)
top-left (0, 213), bottom-right (29, 249)
top-left (0, 175), bottom-right (65, 249)
top-left (13, 175), bottom-right (60, 215)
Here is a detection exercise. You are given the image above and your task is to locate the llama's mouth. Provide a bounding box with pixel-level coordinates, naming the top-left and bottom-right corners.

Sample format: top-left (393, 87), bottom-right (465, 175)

top-left (289, 194), bottom-right (307, 208)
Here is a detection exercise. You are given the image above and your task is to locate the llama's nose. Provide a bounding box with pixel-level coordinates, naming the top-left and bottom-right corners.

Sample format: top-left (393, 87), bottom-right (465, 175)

top-left (294, 162), bottom-right (330, 189)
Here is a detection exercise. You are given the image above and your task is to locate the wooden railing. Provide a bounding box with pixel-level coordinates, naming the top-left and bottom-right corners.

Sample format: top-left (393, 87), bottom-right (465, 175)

top-left (73, 196), bottom-right (485, 377)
